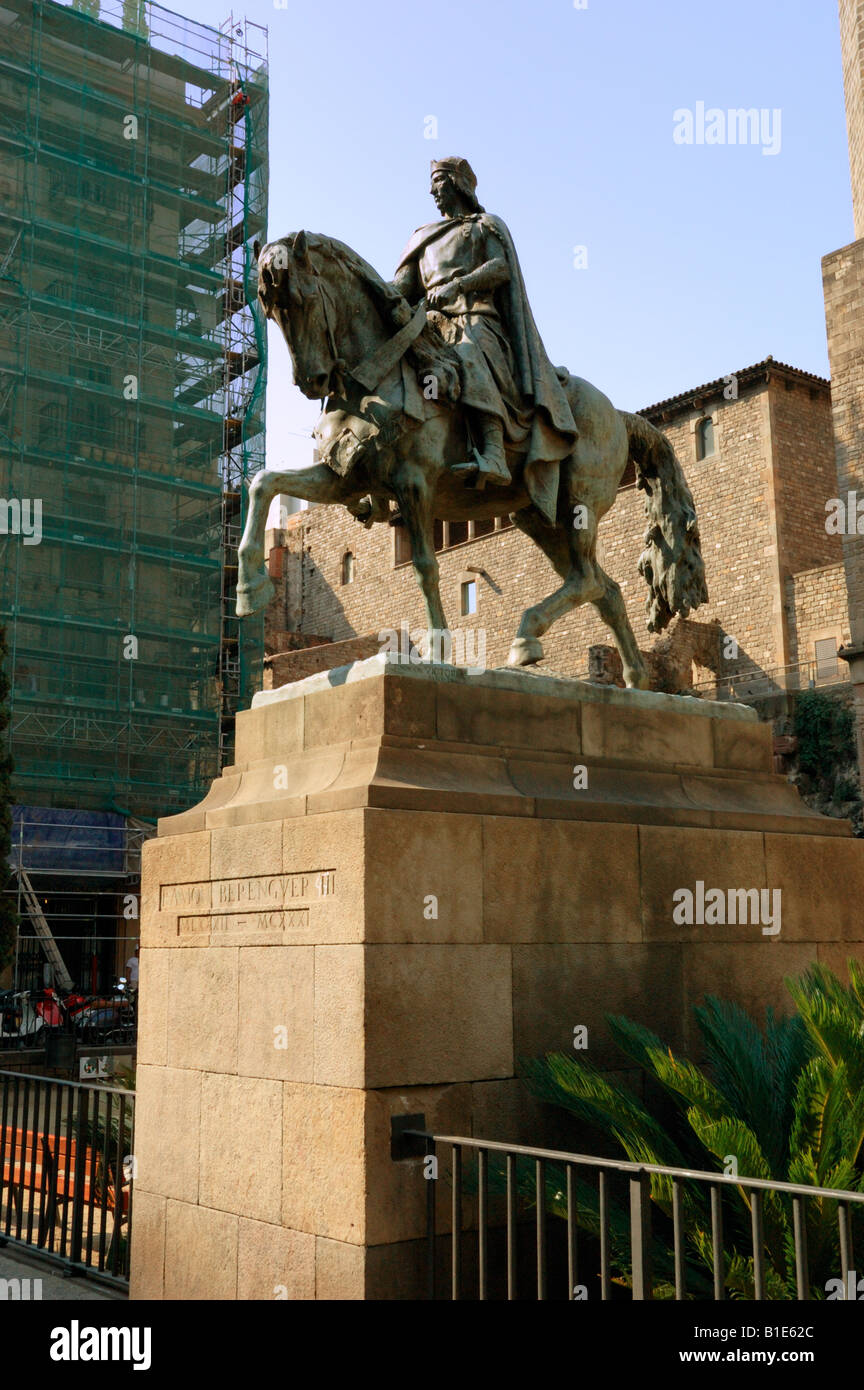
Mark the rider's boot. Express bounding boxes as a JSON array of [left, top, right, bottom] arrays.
[[452, 414, 511, 489], [348, 493, 390, 529]]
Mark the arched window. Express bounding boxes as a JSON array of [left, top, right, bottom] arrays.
[[696, 416, 715, 460], [341, 551, 355, 585]]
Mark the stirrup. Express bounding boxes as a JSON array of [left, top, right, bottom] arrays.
[[453, 447, 511, 491], [452, 456, 480, 479]]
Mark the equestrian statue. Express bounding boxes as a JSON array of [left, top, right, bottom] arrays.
[[236, 157, 707, 686]]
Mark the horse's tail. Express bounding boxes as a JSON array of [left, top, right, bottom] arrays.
[[621, 411, 708, 633]]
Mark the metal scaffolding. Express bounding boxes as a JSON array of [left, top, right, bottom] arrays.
[[0, 0, 268, 818]]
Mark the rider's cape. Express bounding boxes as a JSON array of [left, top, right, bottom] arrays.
[[395, 214, 577, 524]]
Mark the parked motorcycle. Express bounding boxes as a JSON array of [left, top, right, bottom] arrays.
[[0, 979, 136, 1049], [73, 978, 135, 1045]]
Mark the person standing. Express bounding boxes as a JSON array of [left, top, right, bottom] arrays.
[[125, 944, 139, 993]]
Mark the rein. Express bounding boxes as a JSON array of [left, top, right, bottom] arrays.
[[312, 270, 427, 395], [349, 300, 428, 392]]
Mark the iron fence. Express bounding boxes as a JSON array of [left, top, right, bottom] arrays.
[[411, 1132, 864, 1301], [692, 657, 850, 702], [0, 1069, 135, 1288]]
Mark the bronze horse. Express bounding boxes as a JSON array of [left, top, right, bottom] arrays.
[[236, 232, 707, 685]]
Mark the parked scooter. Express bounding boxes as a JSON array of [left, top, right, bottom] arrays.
[[0, 988, 48, 1047]]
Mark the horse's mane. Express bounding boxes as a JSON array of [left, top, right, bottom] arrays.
[[302, 233, 399, 312], [300, 232, 462, 393]]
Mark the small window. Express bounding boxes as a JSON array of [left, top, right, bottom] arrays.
[[73, 358, 112, 386], [461, 579, 477, 616], [447, 521, 469, 547], [696, 417, 715, 460], [341, 551, 355, 585], [472, 518, 495, 539], [65, 488, 106, 523], [38, 401, 65, 445], [394, 525, 411, 566], [814, 638, 838, 681]]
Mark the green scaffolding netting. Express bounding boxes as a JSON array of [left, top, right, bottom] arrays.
[[0, 0, 269, 817]]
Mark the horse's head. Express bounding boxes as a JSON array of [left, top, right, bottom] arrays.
[[255, 232, 340, 399], [256, 232, 413, 402]]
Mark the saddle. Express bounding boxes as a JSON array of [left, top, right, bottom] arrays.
[[313, 390, 409, 480]]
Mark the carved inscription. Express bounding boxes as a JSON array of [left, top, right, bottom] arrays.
[[160, 871, 335, 940], [177, 909, 310, 936], [213, 871, 335, 907], [160, 882, 209, 911]]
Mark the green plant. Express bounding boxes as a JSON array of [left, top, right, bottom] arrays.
[[794, 690, 855, 783], [79, 1088, 135, 1272], [516, 964, 864, 1299], [832, 775, 859, 806]]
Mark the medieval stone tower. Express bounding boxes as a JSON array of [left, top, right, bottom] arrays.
[[824, 0, 864, 763], [840, 0, 864, 239]]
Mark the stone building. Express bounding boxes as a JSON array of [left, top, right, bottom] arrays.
[[0, 0, 268, 992], [825, 0, 864, 768], [264, 358, 852, 703]]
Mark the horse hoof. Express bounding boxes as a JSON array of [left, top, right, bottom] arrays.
[[624, 668, 651, 690], [236, 572, 275, 617], [508, 637, 544, 667]]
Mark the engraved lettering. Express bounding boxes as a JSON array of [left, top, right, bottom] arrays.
[[176, 908, 311, 938], [160, 882, 208, 910], [177, 915, 211, 934], [164, 874, 334, 932], [209, 872, 336, 908]]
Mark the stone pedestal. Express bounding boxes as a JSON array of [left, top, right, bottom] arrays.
[[130, 655, 864, 1300]]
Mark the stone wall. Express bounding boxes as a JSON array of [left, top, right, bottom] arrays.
[[770, 379, 844, 579], [785, 562, 850, 669], [268, 365, 843, 689], [823, 240, 864, 641], [842, 0, 864, 241], [264, 635, 382, 689]]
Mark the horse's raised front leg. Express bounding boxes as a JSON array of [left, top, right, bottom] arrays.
[[236, 463, 349, 617], [237, 469, 281, 616], [393, 471, 448, 641]]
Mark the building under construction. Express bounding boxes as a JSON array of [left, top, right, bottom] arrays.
[[0, 0, 268, 994]]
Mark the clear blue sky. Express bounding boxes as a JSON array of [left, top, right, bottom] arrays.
[[174, 0, 852, 470]]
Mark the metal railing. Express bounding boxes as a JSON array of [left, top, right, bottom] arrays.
[[411, 1132, 864, 1301], [692, 657, 850, 703], [0, 1070, 135, 1288]]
